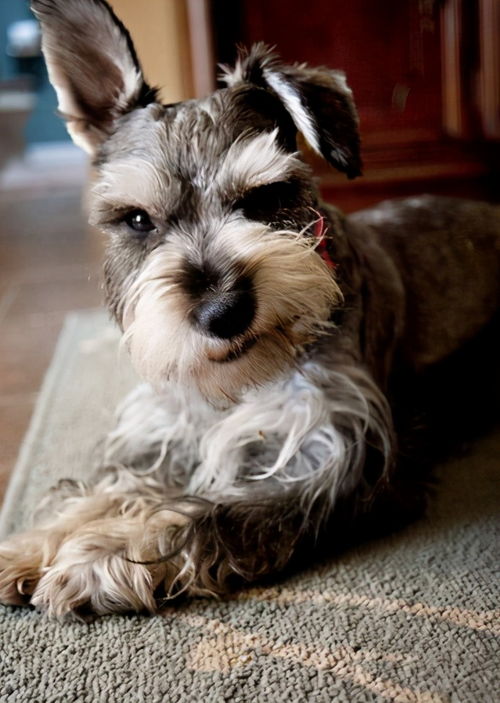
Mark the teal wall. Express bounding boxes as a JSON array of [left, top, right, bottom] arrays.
[[0, 0, 69, 144]]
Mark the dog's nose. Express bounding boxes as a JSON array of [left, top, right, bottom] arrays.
[[193, 288, 255, 339]]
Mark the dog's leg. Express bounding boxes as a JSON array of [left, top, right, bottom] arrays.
[[174, 362, 394, 597], [0, 382, 202, 615], [0, 363, 393, 615], [0, 466, 189, 614]]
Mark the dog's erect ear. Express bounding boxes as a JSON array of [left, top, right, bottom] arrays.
[[31, 0, 157, 154], [222, 44, 362, 179]]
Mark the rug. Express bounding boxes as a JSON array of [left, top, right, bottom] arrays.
[[0, 309, 498, 703]]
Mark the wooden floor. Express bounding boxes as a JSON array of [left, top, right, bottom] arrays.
[[0, 183, 104, 504]]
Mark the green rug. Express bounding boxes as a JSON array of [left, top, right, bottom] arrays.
[[0, 310, 498, 703]]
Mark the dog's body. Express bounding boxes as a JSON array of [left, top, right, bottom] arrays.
[[0, 0, 498, 616]]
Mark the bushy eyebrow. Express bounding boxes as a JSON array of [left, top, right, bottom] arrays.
[[214, 129, 304, 193], [90, 158, 177, 221]]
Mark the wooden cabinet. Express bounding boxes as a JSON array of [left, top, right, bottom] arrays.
[[211, 0, 499, 210]]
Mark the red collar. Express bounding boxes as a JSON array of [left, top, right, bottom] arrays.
[[313, 214, 336, 270]]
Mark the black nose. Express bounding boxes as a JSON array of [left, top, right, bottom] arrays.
[[193, 288, 255, 339]]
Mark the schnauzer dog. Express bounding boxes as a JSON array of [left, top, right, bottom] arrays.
[[0, 0, 498, 616]]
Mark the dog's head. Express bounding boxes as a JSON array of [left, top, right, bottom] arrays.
[[33, 0, 362, 401]]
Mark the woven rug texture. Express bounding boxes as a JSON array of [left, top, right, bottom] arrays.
[[0, 310, 498, 703]]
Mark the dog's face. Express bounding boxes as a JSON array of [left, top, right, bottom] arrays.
[[33, 0, 362, 400]]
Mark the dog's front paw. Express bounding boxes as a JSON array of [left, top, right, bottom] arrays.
[[30, 548, 156, 617], [0, 523, 159, 615], [28, 510, 189, 616], [0, 530, 50, 606]]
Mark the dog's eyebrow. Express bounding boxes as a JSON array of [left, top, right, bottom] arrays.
[[92, 158, 174, 217], [215, 129, 303, 192]]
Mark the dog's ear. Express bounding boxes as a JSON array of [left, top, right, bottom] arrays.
[[31, 0, 157, 154], [222, 44, 362, 179]]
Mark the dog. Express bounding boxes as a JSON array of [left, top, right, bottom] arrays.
[[0, 0, 498, 617]]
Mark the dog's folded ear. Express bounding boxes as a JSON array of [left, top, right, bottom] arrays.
[[222, 44, 362, 179], [31, 0, 157, 154]]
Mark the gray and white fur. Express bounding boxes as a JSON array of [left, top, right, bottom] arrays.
[[0, 0, 498, 616]]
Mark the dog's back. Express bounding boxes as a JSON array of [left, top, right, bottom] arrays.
[[348, 195, 500, 369]]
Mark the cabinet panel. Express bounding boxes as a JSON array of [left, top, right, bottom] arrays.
[[211, 0, 499, 208]]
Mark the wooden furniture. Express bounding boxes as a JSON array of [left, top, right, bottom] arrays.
[[211, 0, 499, 211]]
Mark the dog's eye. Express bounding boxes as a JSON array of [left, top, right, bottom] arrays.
[[124, 209, 155, 235], [234, 180, 300, 220]]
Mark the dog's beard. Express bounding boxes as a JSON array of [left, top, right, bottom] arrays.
[[121, 219, 341, 401]]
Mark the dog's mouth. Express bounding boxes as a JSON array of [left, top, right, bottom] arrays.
[[206, 323, 303, 364], [208, 335, 259, 363]]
